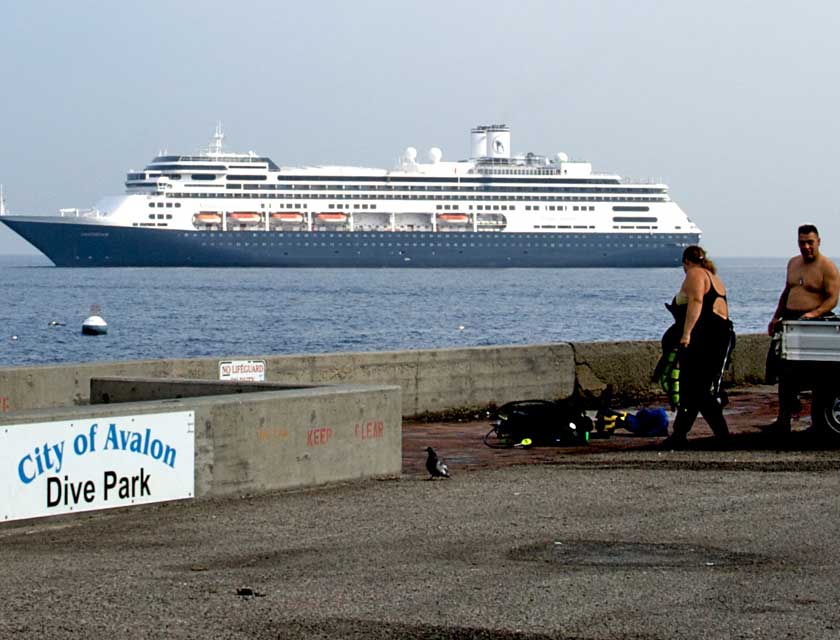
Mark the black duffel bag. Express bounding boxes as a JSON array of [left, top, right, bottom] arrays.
[[484, 399, 592, 448]]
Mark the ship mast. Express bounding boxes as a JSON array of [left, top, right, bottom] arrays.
[[0, 184, 6, 216], [208, 122, 224, 156]]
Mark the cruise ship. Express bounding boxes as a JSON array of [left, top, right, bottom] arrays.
[[0, 124, 700, 267]]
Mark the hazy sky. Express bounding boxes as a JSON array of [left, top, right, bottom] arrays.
[[1, 0, 838, 257]]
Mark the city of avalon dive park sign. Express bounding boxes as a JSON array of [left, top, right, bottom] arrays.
[[1, 411, 195, 522]]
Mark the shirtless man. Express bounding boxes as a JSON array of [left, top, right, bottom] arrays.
[[766, 224, 840, 433]]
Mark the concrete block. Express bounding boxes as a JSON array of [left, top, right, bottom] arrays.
[[729, 334, 770, 385], [196, 385, 400, 494], [0, 383, 401, 501], [570, 340, 662, 402]]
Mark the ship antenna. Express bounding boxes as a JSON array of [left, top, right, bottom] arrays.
[[0, 184, 6, 216], [209, 122, 224, 155]]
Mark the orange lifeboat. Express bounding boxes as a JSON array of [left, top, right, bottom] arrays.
[[194, 212, 222, 224], [271, 212, 304, 222], [437, 213, 470, 223], [315, 212, 348, 223], [228, 212, 262, 224]]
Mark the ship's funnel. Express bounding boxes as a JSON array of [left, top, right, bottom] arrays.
[[486, 125, 510, 159], [470, 124, 510, 159], [470, 127, 487, 159]]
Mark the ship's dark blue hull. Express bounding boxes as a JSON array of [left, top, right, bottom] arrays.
[[1, 217, 699, 268]]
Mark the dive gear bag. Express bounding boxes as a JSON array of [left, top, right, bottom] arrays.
[[484, 399, 592, 448]]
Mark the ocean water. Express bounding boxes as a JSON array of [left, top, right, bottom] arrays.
[[0, 255, 786, 368]]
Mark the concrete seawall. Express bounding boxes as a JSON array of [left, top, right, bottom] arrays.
[[0, 335, 770, 519], [0, 334, 770, 417]]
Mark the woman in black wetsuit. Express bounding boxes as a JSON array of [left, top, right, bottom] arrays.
[[660, 245, 735, 449]]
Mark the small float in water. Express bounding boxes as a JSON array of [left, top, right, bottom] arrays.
[[82, 305, 108, 336]]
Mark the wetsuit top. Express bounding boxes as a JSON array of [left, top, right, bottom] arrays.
[[670, 273, 727, 325], [699, 274, 727, 321]]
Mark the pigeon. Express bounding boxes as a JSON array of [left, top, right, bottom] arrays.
[[425, 446, 451, 479]]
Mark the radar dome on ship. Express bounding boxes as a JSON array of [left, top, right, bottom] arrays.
[[555, 152, 569, 163], [404, 147, 418, 162], [428, 147, 442, 163]]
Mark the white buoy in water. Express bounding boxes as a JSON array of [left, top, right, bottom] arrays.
[[82, 315, 108, 336]]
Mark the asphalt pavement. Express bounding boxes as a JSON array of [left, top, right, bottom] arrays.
[[1, 386, 839, 639]]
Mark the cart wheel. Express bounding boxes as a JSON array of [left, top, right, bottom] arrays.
[[810, 387, 840, 440]]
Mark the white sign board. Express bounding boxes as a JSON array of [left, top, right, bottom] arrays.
[[219, 359, 266, 382], [1, 411, 195, 522]]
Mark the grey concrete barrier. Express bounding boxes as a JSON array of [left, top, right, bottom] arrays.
[[0, 382, 401, 501], [571, 333, 770, 402], [0, 344, 576, 416], [0, 336, 770, 418], [88, 378, 319, 404]]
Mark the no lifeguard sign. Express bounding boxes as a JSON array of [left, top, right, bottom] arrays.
[[219, 359, 266, 382]]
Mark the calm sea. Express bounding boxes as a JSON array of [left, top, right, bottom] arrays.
[[0, 254, 786, 368]]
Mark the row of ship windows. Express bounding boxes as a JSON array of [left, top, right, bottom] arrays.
[[148, 199, 646, 214], [429, 204, 597, 213], [158, 188, 667, 199], [531, 205, 595, 212], [138, 223, 652, 233], [153, 167, 598, 177], [134, 173, 662, 193], [142, 201, 642, 216], [227, 184, 667, 195], [159, 193, 665, 203], [184, 232, 686, 241], [537, 225, 596, 230], [146, 200, 634, 213], [194, 241, 674, 249], [142, 166, 622, 183], [145, 158, 275, 167], [428, 204, 599, 212], [185, 169, 584, 178], [131, 178, 664, 196]]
